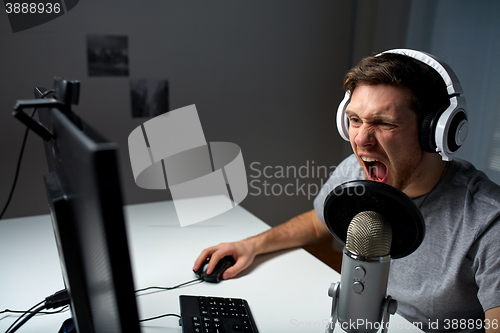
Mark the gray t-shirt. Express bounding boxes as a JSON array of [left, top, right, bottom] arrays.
[[314, 154, 500, 332]]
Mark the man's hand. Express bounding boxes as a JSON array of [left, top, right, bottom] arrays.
[[192, 209, 331, 281], [193, 239, 258, 280]]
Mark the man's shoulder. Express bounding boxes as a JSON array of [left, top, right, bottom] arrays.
[[451, 158, 500, 203], [438, 158, 500, 237]]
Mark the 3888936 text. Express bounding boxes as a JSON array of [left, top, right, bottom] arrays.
[[443, 318, 498, 330], [5, 2, 61, 14]]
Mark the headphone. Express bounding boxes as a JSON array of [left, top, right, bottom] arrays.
[[336, 49, 468, 161]]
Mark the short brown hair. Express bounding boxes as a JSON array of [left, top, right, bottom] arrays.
[[343, 52, 450, 123]]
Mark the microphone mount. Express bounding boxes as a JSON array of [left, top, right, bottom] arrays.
[[327, 282, 398, 333], [328, 281, 398, 333]]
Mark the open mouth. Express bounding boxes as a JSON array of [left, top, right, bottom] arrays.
[[361, 156, 388, 182]]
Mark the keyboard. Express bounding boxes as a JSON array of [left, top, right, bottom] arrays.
[[179, 295, 259, 333]]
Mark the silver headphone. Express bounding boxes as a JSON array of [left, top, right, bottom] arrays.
[[336, 49, 468, 161]]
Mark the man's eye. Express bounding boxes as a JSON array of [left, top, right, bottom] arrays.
[[380, 122, 396, 129]]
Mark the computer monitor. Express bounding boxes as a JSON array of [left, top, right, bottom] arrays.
[[32, 81, 141, 333]]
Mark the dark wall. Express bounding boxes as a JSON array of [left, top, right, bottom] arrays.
[[0, 1, 354, 226]]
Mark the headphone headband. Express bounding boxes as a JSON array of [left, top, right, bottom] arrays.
[[336, 49, 468, 161], [380, 49, 463, 95]]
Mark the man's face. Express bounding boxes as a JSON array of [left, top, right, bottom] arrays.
[[346, 84, 425, 192]]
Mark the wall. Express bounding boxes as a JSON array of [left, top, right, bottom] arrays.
[[405, 0, 500, 184], [0, 1, 354, 226], [349, 0, 412, 64]]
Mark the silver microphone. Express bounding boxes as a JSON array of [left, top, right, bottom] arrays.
[[327, 211, 398, 333]]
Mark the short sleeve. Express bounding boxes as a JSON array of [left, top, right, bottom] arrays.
[[470, 216, 500, 311]]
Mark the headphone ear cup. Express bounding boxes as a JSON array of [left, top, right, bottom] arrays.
[[419, 112, 437, 153], [445, 109, 468, 153], [336, 91, 351, 141]]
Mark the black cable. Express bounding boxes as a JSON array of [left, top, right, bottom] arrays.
[[4, 289, 69, 333], [3, 300, 44, 333], [139, 313, 181, 323], [6, 303, 47, 333], [135, 278, 203, 294], [45, 289, 69, 309], [0, 118, 32, 221], [0, 306, 69, 316], [0, 89, 54, 221]]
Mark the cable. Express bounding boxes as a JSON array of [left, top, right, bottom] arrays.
[[0, 306, 69, 316], [139, 313, 181, 323], [4, 277, 198, 331], [135, 278, 203, 294], [6, 303, 47, 333], [3, 300, 44, 333], [0, 89, 54, 220], [4, 289, 69, 333], [45, 289, 70, 309], [0, 119, 32, 220], [134, 278, 201, 325]]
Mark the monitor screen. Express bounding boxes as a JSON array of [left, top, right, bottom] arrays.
[[36, 84, 141, 333]]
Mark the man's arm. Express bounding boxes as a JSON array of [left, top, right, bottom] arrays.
[[192, 209, 331, 280], [485, 306, 500, 333]]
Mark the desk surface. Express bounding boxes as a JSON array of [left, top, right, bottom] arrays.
[[0, 201, 420, 332]]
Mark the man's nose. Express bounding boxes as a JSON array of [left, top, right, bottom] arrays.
[[353, 124, 376, 148]]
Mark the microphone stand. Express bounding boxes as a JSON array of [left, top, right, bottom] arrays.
[[326, 281, 339, 333], [326, 279, 398, 333]]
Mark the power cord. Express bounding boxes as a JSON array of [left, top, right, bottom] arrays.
[[135, 278, 203, 324], [0, 89, 54, 221], [3, 300, 44, 333], [4, 289, 70, 333], [135, 278, 203, 294], [0, 306, 69, 316], [139, 313, 181, 323], [3, 278, 202, 330]]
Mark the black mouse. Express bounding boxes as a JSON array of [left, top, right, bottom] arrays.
[[194, 256, 235, 283]]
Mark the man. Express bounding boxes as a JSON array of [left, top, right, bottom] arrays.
[[193, 50, 500, 332]]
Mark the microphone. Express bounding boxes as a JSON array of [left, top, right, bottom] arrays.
[[323, 180, 425, 333], [326, 211, 397, 333]]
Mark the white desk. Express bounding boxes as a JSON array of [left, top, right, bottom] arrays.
[[0, 201, 421, 332]]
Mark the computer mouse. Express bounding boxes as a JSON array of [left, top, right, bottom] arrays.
[[194, 256, 235, 283]]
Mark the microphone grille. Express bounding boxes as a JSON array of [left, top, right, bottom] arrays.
[[346, 211, 392, 257]]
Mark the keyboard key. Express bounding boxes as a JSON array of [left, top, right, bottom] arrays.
[[180, 295, 258, 333]]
